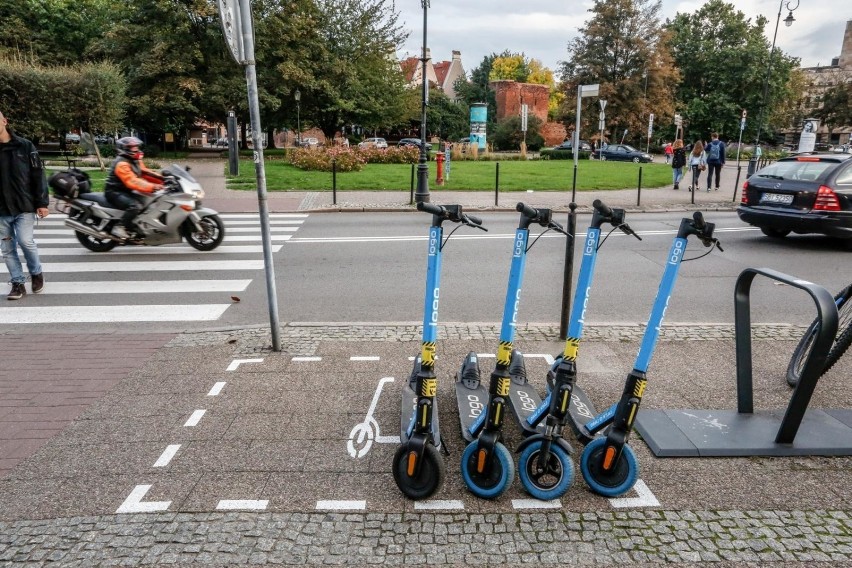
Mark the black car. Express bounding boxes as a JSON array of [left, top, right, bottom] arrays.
[[540, 140, 593, 160], [592, 144, 653, 163], [398, 138, 432, 151], [737, 153, 852, 248], [553, 139, 592, 152]]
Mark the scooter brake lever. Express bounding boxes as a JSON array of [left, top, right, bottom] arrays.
[[620, 223, 642, 241], [548, 221, 569, 236]]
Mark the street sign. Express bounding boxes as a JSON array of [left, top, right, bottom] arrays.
[[521, 104, 528, 132], [740, 118, 746, 131], [217, 0, 246, 64], [599, 111, 605, 121], [580, 84, 600, 98], [599, 120, 605, 130], [674, 114, 682, 126], [599, 99, 607, 111]]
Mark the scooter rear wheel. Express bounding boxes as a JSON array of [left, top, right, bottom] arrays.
[[518, 440, 574, 501], [460, 440, 514, 499], [580, 437, 639, 497], [392, 443, 445, 500]]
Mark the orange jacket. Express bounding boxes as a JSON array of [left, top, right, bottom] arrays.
[[112, 160, 163, 194]]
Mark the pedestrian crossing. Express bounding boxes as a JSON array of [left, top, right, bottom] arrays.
[[0, 213, 307, 324]]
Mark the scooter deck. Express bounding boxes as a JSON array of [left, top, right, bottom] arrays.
[[507, 350, 547, 436], [454, 352, 488, 442], [567, 384, 600, 439]]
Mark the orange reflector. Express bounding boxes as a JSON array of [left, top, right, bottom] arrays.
[[796, 156, 820, 162], [477, 449, 487, 473], [407, 452, 417, 477], [603, 446, 616, 470]]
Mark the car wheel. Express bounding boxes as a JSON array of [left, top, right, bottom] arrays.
[[760, 227, 790, 239], [633, 157, 640, 163], [600, 155, 607, 161]]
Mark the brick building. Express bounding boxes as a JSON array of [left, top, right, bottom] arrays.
[[489, 80, 566, 146]]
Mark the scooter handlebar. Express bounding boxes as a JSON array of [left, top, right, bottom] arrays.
[[464, 214, 483, 227], [592, 199, 613, 217], [516, 202, 539, 219], [417, 202, 444, 216]]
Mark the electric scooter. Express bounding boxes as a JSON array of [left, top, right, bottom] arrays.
[[393, 202, 486, 500], [509, 200, 640, 433], [455, 203, 569, 499], [518, 210, 722, 499]]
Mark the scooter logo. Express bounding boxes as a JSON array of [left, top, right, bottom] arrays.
[[514, 232, 525, 258], [510, 289, 522, 327], [669, 239, 685, 265], [347, 377, 399, 458], [584, 232, 596, 256], [428, 229, 439, 256], [429, 288, 440, 327], [576, 285, 592, 325]]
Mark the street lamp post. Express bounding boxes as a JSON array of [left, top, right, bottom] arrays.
[[295, 89, 301, 147], [751, 0, 800, 175], [414, 0, 431, 204]]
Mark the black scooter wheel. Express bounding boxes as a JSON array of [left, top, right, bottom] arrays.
[[393, 443, 445, 500], [580, 437, 638, 497]]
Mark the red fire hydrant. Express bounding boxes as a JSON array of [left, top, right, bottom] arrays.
[[435, 151, 445, 186]]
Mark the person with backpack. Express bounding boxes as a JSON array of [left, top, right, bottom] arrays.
[[705, 132, 726, 191], [670, 139, 686, 189], [687, 140, 707, 192]]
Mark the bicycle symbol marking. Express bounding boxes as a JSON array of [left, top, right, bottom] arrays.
[[347, 377, 400, 458]]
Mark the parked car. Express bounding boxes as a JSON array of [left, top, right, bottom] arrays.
[[299, 137, 319, 148], [65, 133, 81, 144], [737, 153, 852, 249], [592, 144, 652, 163], [397, 138, 432, 151], [358, 137, 388, 149], [94, 134, 115, 145], [541, 140, 592, 159]]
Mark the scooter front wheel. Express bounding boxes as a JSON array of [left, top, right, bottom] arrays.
[[518, 440, 574, 500], [460, 440, 514, 499], [580, 437, 639, 497], [392, 443, 445, 500]]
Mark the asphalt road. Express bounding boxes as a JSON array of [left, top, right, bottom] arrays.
[[3, 210, 848, 334]]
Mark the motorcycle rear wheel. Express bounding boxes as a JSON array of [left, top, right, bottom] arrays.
[[183, 215, 225, 251], [76, 231, 117, 252]]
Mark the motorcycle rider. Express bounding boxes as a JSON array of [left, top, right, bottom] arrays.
[[105, 137, 164, 239]]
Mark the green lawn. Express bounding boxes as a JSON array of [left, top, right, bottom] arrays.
[[227, 159, 673, 192]]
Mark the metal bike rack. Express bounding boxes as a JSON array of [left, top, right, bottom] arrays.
[[635, 268, 852, 457]]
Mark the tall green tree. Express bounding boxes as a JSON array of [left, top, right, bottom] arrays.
[[814, 78, 852, 141], [559, 0, 678, 147], [454, 52, 505, 138], [666, 0, 798, 143]]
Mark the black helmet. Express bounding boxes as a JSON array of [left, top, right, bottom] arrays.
[[116, 136, 144, 160]]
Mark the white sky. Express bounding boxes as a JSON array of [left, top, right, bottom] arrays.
[[396, 0, 850, 76]]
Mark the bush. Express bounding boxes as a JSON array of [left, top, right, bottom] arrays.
[[356, 146, 419, 164], [289, 147, 366, 172], [539, 148, 591, 160]]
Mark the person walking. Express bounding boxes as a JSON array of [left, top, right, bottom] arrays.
[[671, 139, 686, 190], [687, 140, 707, 192], [0, 110, 49, 300], [705, 132, 726, 191], [664, 142, 673, 164]]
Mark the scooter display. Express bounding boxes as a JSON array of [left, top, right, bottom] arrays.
[[393, 202, 486, 500], [519, 210, 722, 499], [49, 165, 225, 252], [455, 203, 569, 499]]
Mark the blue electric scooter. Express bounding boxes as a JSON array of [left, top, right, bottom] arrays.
[[393, 202, 486, 500], [518, 210, 722, 499], [454, 203, 569, 499]]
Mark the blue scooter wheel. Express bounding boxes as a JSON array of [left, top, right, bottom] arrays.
[[580, 437, 639, 497], [460, 440, 514, 499], [518, 440, 574, 501], [393, 443, 445, 500]]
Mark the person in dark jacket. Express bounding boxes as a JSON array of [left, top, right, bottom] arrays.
[[104, 137, 164, 239], [0, 111, 48, 300], [705, 132, 726, 191], [670, 139, 686, 190]]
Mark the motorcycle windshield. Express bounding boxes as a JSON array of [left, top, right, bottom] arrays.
[[167, 164, 198, 183]]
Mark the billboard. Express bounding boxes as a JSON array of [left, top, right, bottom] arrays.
[[470, 103, 487, 149]]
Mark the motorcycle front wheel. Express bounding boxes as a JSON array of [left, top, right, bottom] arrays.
[[76, 231, 117, 252], [183, 215, 225, 251]]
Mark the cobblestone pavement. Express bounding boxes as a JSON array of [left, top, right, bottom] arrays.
[[1, 510, 850, 566], [2, 323, 851, 566]]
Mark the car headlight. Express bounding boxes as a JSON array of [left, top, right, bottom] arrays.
[[193, 188, 205, 199]]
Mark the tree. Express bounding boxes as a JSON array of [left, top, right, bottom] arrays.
[[425, 89, 469, 142], [665, 0, 798, 143], [559, 0, 678, 147], [814, 78, 852, 142], [454, 53, 502, 137], [492, 115, 544, 151]]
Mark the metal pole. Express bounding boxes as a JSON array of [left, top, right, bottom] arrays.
[[332, 159, 337, 205], [559, 203, 577, 340], [239, 0, 281, 351], [637, 166, 643, 206], [227, 111, 239, 176], [573, 85, 581, 170], [733, 166, 743, 202], [571, 164, 577, 203], [495, 162, 499, 206], [410, 163, 415, 204], [414, 0, 431, 204]]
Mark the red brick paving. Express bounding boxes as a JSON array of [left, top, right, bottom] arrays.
[[0, 333, 175, 478]]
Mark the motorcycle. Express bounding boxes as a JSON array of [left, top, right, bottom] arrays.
[[49, 164, 225, 252]]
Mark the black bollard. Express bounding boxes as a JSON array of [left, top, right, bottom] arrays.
[[559, 203, 578, 341], [637, 166, 643, 206], [495, 162, 500, 206], [332, 159, 337, 205], [410, 163, 415, 205]]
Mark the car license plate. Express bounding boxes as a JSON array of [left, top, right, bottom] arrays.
[[759, 192, 794, 205]]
